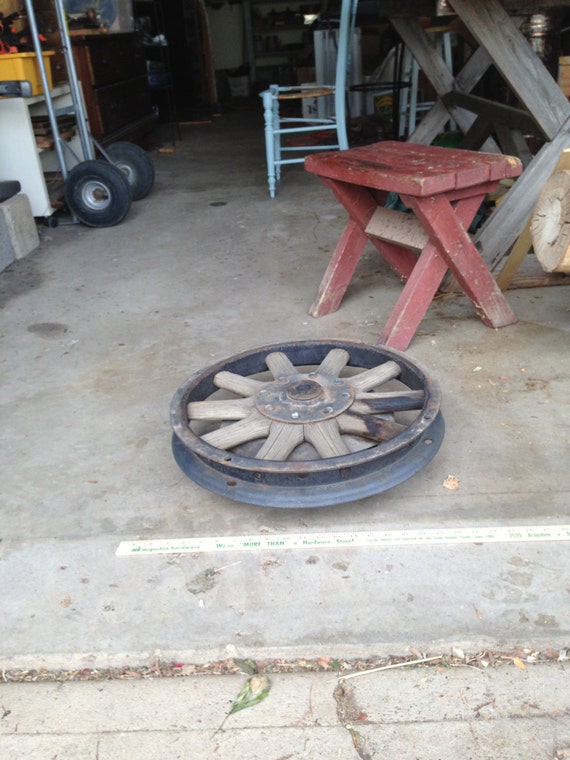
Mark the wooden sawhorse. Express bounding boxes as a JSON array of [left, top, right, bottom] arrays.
[[305, 141, 522, 351]]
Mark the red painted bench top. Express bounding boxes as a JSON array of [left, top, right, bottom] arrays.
[[305, 141, 522, 196]]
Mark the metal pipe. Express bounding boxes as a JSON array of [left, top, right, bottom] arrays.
[[51, 0, 95, 160], [23, 0, 69, 178]]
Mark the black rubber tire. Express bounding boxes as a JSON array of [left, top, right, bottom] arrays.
[[64, 160, 132, 227], [105, 141, 155, 200]]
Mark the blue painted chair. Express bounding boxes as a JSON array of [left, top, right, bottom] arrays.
[[259, 0, 357, 198]]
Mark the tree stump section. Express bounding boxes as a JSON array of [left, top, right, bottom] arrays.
[[530, 170, 570, 273]]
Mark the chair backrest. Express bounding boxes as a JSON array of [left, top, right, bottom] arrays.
[[334, 0, 359, 150]]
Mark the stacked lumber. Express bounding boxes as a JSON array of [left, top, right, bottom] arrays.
[[31, 115, 76, 149]]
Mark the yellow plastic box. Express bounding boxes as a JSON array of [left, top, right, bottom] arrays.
[[0, 51, 55, 96]]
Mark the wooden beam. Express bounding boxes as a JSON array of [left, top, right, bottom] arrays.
[[494, 125, 533, 167], [443, 92, 538, 135], [449, 0, 570, 140], [365, 206, 428, 252], [476, 119, 570, 273], [392, 17, 499, 152], [377, 0, 570, 16], [459, 115, 494, 151]]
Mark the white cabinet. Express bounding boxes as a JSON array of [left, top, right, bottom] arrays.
[[0, 84, 82, 219]]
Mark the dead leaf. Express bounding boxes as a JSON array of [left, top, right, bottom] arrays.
[[316, 657, 331, 670], [178, 664, 197, 675], [443, 475, 460, 491], [119, 669, 143, 679], [512, 657, 526, 670]]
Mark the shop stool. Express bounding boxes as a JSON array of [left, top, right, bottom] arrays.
[[305, 141, 522, 350]]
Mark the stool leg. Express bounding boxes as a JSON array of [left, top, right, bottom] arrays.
[[409, 193, 517, 328], [261, 89, 277, 198], [310, 180, 418, 318], [379, 242, 448, 350], [310, 219, 369, 317]]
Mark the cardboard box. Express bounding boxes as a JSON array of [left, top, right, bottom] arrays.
[[0, 51, 55, 96]]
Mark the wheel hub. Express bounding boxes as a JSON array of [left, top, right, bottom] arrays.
[[256, 373, 355, 423]]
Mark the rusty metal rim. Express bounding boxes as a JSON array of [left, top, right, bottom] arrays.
[[170, 340, 444, 507]]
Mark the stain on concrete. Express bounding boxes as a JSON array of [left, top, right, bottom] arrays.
[[0, 258, 43, 308], [508, 555, 529, 567], [27, 322, 69, 338], [187, 567, 217, 595], [534, 614, 559, 628], [501, 570, 534, 588]]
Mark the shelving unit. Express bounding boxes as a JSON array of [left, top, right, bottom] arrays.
[[0, 84, 82, 219], [243, 0, 314, 84], [134, 0, 217, 120], [133, 0, 178, 127]]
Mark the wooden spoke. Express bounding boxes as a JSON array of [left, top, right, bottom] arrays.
[[201, 410, 271, 450], [347, 361, 401, 392], [255, 422, 304, 461], [214, 370, 267, 397], [317, 348, 350, 378], [265, 351, 297, 379], [337, 411, 407, 442], [351, 389, 424, 414], [343, 434, 377, 453], [188, 397, 255, 421], [303, 419, 351, 458]]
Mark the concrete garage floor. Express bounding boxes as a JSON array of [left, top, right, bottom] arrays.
[[1, 111, 569, 757]]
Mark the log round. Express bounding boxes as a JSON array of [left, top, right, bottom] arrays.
[[530, 170, 570, 273]]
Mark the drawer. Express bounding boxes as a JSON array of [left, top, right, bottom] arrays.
[[95, 76, 152, 134], [80, 35, 146, 86], [49, 50, 68, 84]]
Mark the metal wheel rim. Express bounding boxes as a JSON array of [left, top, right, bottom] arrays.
[[114, 161, 135, 183], [81, 180, 112, 211], [170, 340, 444, 507]]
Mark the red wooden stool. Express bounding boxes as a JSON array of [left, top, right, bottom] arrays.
[[305, 141, 522, 350]]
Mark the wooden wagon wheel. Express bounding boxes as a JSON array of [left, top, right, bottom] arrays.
[[170, 340, 444, 508]]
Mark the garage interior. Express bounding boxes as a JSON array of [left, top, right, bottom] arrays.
[[1, 0, 569, 756]]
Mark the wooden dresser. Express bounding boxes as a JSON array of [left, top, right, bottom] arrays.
[[70, 32, 155, 143], [31, 0, 155, 143]]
